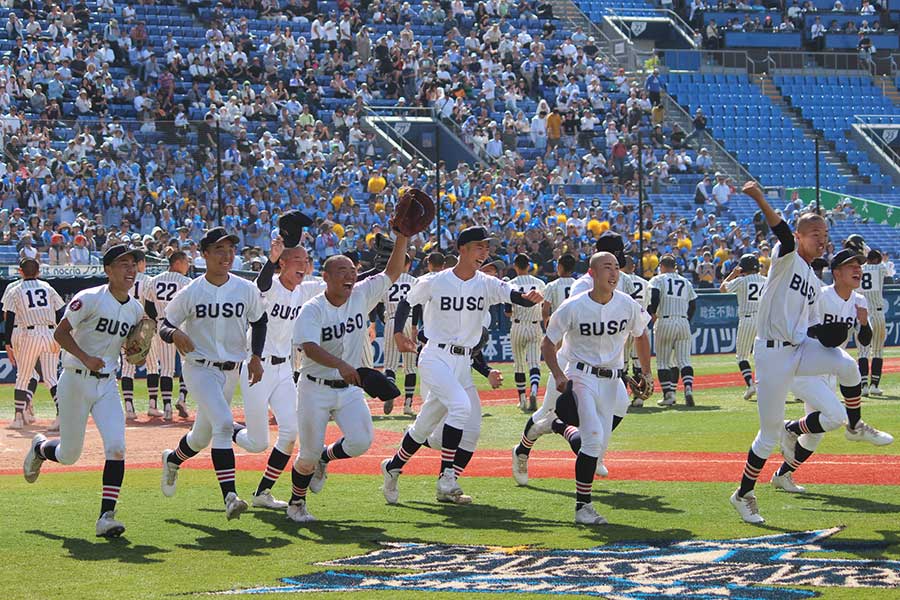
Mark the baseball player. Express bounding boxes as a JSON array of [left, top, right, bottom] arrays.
[[158, 227, 267, 521], [542, 254, 577, 326], [380, 254, 418, 416], [720, 254, 767, 401], [649, 255, 697, 407], [22, 245, 145, 537], [507, 254, 546, 412], [858, 249, 891, 396], [121, 255, 153, 420], [3, 258, 64, 430], [380, 226, 542, 505], [622, 256, 650, 406], [285, 227, 411, 523], [2, 278, 38, 426], [730, 182, 863, 524], [771, 249, 894, 493], [542, 252, 652, 525], [292, 260, 320, 384], [142, 252, 192, 421]]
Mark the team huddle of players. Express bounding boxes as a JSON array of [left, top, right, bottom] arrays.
[[9, 192, 896, 535]]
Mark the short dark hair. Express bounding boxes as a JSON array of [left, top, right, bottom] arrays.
[[21, 261, 39, 278], [169, 251, 188, 265], [558, 254, 577, 274], [426, 252, 445, 268], [514, 253, 531, 270]]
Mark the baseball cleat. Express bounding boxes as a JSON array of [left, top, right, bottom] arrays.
[[771, 471, 806, 493], [861, 384, 870, 397], [512, 447, 529, 486], [309, 459, 329, 494], [9, 412, 24, 430], [163, 405, 173, 421], [252, 489, 288, 510], [95, 511, 126, 538], [23, 405, 35, 425], [436, 468, 472, 504], [657, 392, 676, 406], [23, 433, 47, 483], [528, 391, 538, 412], [730, 489, 764, 524], [383, 397, 395, 415], [631, 397, 643, 408], [47, 418, 59, 433], [869, 386, 883, 397], [147, 407, 164, 418], [381, 458, 400, 504], [575, 503, 607, 525], [125, 404, 137, 421], [684, 386, 695, 407], [224, 492, 249, 520], [160, 450, 180, 497], [175, 401, 190, 419], [403, 400, 416, 417], [286, 499, 316, 523], [743, 383, 757, 401], [845, 421, 894, 446], [518, 394, 527, 412], [595, 462, 609, 477], [780, 422, 798, 464]]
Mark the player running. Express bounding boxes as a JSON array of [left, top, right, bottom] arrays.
[[379, 254, 418, 416], [858, 249, 891, 396], [720, 254, 766, 401], [507, 253, 546, 412]]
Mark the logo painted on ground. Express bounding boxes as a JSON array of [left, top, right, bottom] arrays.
[[218, 527, 900, 597]]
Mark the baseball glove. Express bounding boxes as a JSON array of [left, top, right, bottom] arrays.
[[123, 318, 156, 365], [392, 188, 435, 237], [372, 232, 394, 270], [626, 373, 654, 400], [808, 322, 851, 348]]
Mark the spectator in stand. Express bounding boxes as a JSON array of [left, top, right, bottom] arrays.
[[684, 108, 708, 150], [645, 68, 664, 106], [70, 235, 90, 264], [711, 172, 732, 217], [811, 16, 826, 51], [47, 234, 70, 265], [696, 147, 713, 173]]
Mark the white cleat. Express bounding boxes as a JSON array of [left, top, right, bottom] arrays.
[[23, 433, 47, 483], [9, 413, 24, 430], [286, 499, 316, 522], [252, 489, 288, 510], [383, 397, 395, 415], [47, 418, 60, 433], [309, 459, 328, 494], [512, 447, 529, 486], [868, 386, 883, 397], [575, 502, 607, 525], [771, 471, 806, 493], [381, 458, 400, 504], [596, 462, 609, 477], [403, 405, 417, 417], [743, 383, 757, 401], [845, 421, 894, 446], [436, 468, 472, 504], [528, 391, 538, 412], [861, 384, 870, 397], [23, 405, 36, 425], [518, 394, 527, 412], [163, 405, 173, 422], [780, 422, 798, 464], [160, 450, 180, 497], [95, 510, 126, 538], [529, 412, 557, 438], [224, 492, 248, 520], [657, 392, 676, 406], [730, 489, 764, 524], [175, 401, 190, 419], [147, 407, 164, 418], [125, 405, 137, 421]]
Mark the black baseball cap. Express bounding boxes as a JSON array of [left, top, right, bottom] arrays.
[[278, 210, 313, 248], [103, 244, 143, 266], [357, 367, 400, 401], [738, 254, 759, 273], [830, 249, 865, 272], [200, 227, 240, 251], [457, 226, 492, 248]]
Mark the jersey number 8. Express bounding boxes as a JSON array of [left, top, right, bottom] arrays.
[[861, 272, 873, 291]]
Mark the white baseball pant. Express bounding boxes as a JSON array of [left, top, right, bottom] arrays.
[[789, 374, 848, 452], [735, 315, 757, 362], [858, 308, 886, 359], [423, 385, 482, 452], [570, 371, 629, 460], [533, 367, 630, 424], [511, 321, 542, 372], [145, 334, 177, 376], [54, 369, 126, 464], [235, 359, 297, 454], [413, 344, 476, 431], [654, 316, 692, 369], [751, 337, 860, 458], [383, 319, 417, 375], [295, 378, 373, 465], [12, 329, 59, 392], [181, 361, 240, 451]]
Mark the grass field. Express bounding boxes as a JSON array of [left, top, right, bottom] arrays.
[[1, 351, 898, 600]]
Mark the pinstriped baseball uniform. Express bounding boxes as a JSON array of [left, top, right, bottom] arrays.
[[509, 275, 546, 372], [543, 276, 575, 315], [725, 273, 766, 361], [626, 274, 650, 364], [120, 272, 150, 379], [649, 272, 696, 369], [859, 262, 889, 359], [143, 271, 192, 377], [5, 278, 64, 398], [382, 272, 418, 375]]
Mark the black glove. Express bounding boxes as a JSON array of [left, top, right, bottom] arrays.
[[808, 322, 851, 348], [372, 232, 394, 271], [857, 323, 873, 347]]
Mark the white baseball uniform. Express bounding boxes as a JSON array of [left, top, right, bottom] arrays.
[[543, 276, 576, 315], [649, 272, 696, 370], [382, 272, 418, 376], [2, 279, 42, 403], [293, 273, 390, 464], [164, 274, 265, 451], [143, 271, 192, 377], [119, 272, 149, 379], [725, 273, 766, 361], [858, 262, 889, 359], [626, 273, 650, 365], [508, 274, 546, 373]]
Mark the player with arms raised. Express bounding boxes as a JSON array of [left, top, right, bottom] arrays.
[[720, 254, 766, 401]]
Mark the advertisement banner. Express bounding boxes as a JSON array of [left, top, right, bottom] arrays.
[[789, 187, 900, 228]]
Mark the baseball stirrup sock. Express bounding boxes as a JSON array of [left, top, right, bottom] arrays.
[[386, 432, 422, 472], [514, 372, 526, 397], [168, 436, 199, 466], [13, 389, 28, 414], [27, 376, 38, 397], [871, 358, 883, 387], [121, 377, 133, 404], [36, 438, 59, 462], [160, 376, 174, 407], [680, 366, 693, 389], [211, 448, 237, 499], [289, 468, 313, 503], [452, 448, 474, 477], [404, 373, 416, 400], [840, 384, 863, 428], [256, 448, 291, 495], [529, 368, 541, 395], [775, 442, 814, 476], [738, 450, 766, 497], [440, 424, 463, 473], [321, 439, 351, 463], [516, 417, 537, 457], [178, 376, 188, 400], [50, 385, 58, 413], [738, 360, 753, 386], [656, 369, 673, 394], [670, 366, 680, 387], [101, 459, 125, 517], [147, 373, 160, 409], [786, 412, 825, 435], [575, 452, 597, 509], [385, 369, 396, 385], [551, 420, 582, 454], [858, 358, 869, 388]]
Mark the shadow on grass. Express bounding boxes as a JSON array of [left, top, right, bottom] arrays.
[[798, 491, 900, 515], [627, 405, 722, 414], [250, 509, 410, 545], [523, 482, 685, 515], [165, 518, 292, 556], [26, 529, 169, 563], [816, 529, 900, 560]]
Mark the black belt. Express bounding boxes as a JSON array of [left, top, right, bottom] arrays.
[[73, 368, 110, 379], [306, 374, 349, 389], [764, 340, 796, 348], [741, 314, 754, 318], [514, 319, 539, 324], [575, 362, 622, 379], [437, 343, 471, 356], [265, 356, 287, 365], [194, 359, 239, 371], [25, 325, 54, 330], [875, 308, 883, 312], [660, 315, 685, 319]]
